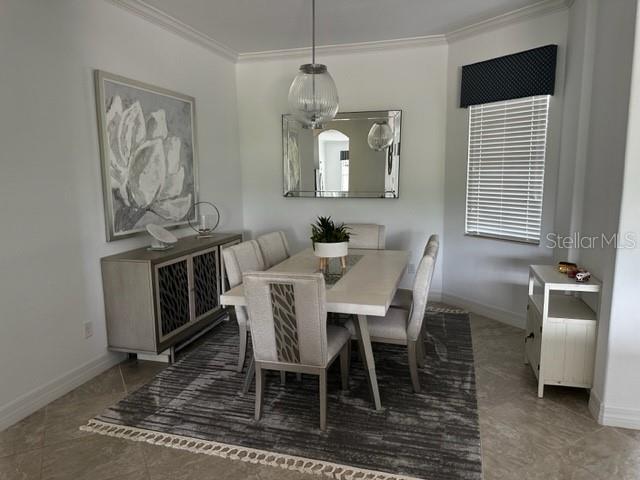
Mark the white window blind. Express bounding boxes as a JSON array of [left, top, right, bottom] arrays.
[[465, 95, 550, 244]]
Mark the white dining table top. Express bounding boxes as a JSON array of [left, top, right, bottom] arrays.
[[220, 248, 409, 317]]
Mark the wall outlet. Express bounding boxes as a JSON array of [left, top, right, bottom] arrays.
[[408, 263, 416, 274], [84, 321, 94, 339]]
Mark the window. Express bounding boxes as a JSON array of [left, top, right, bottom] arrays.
[[465, 95, 550, 244]]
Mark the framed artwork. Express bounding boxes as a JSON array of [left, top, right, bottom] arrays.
[[95, 70, 198, 241]]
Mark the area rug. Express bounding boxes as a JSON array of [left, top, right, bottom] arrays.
[[82, 305, 481, 480]]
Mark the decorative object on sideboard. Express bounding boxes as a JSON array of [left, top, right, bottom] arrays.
[[310, 216, 350, 271], [188, 201, 220, 238], [288, 0, 339, 129], [95, 70, 198, 242], [557, 261, 577, 274], [146, 224, 178, 251], [367, 121, 394, 151]]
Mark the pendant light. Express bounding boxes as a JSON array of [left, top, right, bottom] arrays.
[[367, 122, 394, 151], [288, 0, 339, 129]]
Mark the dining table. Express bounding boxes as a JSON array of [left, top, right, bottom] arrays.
[[220, 247, 409, 411]]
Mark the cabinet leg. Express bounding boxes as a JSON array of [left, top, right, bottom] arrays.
[[537, 380, 544, 398]]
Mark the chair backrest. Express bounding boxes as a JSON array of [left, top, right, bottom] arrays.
[[424, 234, 440, 260], [257, 231, 291, 268], [406, 253, 436, 341], [346, 224, 386, 250], [221, 240, 265, 289], [244, 271, 328, 367]]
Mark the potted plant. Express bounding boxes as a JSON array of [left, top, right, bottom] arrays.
[[310, 216, 351, 270]]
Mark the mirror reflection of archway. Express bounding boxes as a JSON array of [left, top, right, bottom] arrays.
[[318, 129, 349, 195]]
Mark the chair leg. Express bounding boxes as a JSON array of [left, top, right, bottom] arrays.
[[280, 371, 286, 385], [407, 341, 421, 393], [242, 357, 255, 394], [340, 344, 349, 390], [416, 333, 425, 368], [237, 324, 248, 372], [319, 370, 327, 431], [255, 363, 265, 420]]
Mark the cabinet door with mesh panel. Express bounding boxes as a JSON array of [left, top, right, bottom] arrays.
[[155, 256, 192, 341], [192, 247, 220, 320]]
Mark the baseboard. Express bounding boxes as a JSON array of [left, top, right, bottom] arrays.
[[0, 352, 125, 431], [589, 390, 640, 429], [440, 293, 526, 329]]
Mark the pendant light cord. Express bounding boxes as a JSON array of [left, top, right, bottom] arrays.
[[311, 0, 316, 119], [312, 0, 316, 65]]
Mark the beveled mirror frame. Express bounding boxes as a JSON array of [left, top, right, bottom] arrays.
[[282, 110, 402, 199]]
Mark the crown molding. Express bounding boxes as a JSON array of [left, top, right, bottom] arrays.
[[446, 0, 572, 43], [106, 0, 238, 61], [237, 35, 447, 63], [106, 0, 572, 64]]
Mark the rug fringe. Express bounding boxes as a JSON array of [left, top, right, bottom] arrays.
[[80, 419, 424, 480]]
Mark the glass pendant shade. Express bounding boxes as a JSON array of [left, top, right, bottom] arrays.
[[288, 63, 339, 129], [367, 122, 394, 151]]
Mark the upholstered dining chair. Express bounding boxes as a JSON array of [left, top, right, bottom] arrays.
[[345, 223, 386, 250], [221, 240, 265, 372], [391, 234, 439, 311], [243, 271, 350, 431], [257, 231, 291, 268], [345, 252, 436, 393]]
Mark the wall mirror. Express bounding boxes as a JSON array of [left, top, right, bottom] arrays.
[[283, 110, 401, 198]]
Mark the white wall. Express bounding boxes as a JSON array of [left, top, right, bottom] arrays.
[[575, 0, 639, 427], [0, 0, 242, 428], [602, 0, 640, 426], [442, 10, 569, 327], [236, 44, 449, 291]]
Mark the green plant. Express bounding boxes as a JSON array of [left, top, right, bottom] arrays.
[[310, 216, 351, 244]]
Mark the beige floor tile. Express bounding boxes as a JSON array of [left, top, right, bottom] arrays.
[[41, 435, 145, 480], [43, 392, 125, 447], [510, 450, 601, 480], [479, 386, 601, 474], [49, 367, 125, 407], [142, 443, 251, 480], [616, 426, 640, 441], [119, 361, 166, 393], [560, 427, 640, 479], [142, 443, 317, 480], [0, 410, 45, 459], [104, 470, 150, 480], [0, 450, 42, 480]]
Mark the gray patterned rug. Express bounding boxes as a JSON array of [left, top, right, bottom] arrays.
[[83, 305, 481, 480]]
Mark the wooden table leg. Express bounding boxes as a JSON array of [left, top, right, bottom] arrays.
[[353, 314, 382, 410]]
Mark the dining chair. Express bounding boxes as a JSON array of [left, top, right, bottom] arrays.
[[221, 240, 265, 372], [243, 271, 350, 431], [345, 252, 436, 393], [257, 231, 291, 268], [391, 234, 439, 311], [345, 223, 386, 250]]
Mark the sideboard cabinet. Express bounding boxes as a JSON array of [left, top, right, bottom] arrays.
[[101, 233, 242, 358], [525, 265, 601, 398]]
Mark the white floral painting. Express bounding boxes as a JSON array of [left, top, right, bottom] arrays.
[[95, 71, 198, 241]]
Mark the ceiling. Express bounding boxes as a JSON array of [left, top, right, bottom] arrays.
[[141, 0, 543, 54]]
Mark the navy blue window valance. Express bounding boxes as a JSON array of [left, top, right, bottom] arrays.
[[460, 45, 558, 108]]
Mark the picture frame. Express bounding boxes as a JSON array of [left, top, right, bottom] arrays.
[[95, 70, 199, 241]]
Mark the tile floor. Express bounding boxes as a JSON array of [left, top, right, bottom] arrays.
[[1, 314, 639, 480]]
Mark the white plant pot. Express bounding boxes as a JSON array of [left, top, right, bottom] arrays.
[[313, 241, 348, 258]]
